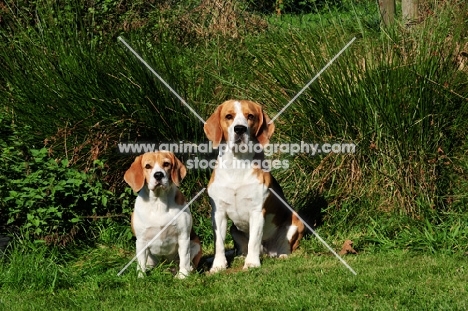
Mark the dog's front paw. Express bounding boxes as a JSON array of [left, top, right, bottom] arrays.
[[137, 270, 146, 278], [243, 255, 261, 270], [209, 257, 228, 273], [176, 270, 190, 279]]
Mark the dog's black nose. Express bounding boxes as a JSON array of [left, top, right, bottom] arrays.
[[154, 171, 164, 181], [234, 125, 247, 135]]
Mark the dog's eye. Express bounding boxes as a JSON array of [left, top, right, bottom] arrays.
[[145, 164, 152, 169], [247, 114, 255, 121], [163, 162, 171, 168], [225, 114, 233, 120]]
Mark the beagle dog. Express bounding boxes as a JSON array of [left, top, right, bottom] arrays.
[[124, 151, 202, 278], [204, 99, 305, 272]]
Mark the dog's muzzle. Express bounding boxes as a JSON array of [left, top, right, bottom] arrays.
[[234, 125, 247, 135], [152, 171, 167, 188], [233, 125, 248, 144], [154, 171, 164, 181]]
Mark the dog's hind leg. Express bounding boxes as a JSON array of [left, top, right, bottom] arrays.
[[230, 225, 249, 256], [278, 225, 297, 258], [146, 253, 158, 269], [190, 242, 202, 269]]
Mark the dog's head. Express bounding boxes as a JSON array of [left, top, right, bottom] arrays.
[[204, 100, 275, 149], [124, 151, 187, 193]]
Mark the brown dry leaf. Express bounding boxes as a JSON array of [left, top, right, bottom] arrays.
[[339, 239, 358, 255]]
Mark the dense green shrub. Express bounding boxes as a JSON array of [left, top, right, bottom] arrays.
[[0, 114, 132, 243]]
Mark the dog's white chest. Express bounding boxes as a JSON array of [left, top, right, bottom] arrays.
[[208, 168, 268, 232], [133, 197, 190, 256], [141, 223, 179, 255]]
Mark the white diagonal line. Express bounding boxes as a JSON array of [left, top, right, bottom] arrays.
[[269, 188, 357, 275], [117, 36, 206, 124], [117, 188, 206, 276], [269, 37, 356, 124]]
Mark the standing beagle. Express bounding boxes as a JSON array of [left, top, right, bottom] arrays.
[[204, 99, 305, 272], [124, 151, 202, 278]]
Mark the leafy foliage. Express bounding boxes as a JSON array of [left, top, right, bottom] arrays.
[[0, 114, 132, 243], [0, 0, 467, 253]]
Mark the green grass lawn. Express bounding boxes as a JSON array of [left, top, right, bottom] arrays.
[[0, 1, 467, 310], [1, 247, 467, 310]]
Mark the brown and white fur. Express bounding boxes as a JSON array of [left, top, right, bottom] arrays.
[[124, 151, 202, 278], [204, 99, 305, 272]]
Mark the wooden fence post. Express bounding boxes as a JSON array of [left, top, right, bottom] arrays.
[[402, 0, 419, 26], [379, 0, 396, 26]]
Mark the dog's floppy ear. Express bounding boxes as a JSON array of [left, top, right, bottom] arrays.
[[255, 106, 275, 146], [171, 155, 187, 187], [124, 155, 145, 192], [204, 105, 223, 148]]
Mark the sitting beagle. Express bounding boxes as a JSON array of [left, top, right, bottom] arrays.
[[124, 151, 202, 278], [204, 99, 305, 272]]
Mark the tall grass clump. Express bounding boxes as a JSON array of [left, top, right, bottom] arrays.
[[0, 0, 467, 253], [241, 1, 468, 243], [0, 0, 265, 167], [0, 0, 264, 243]]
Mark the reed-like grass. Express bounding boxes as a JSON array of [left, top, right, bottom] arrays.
[[239, 1, 468, 224], [0, 0, 467, 251]]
